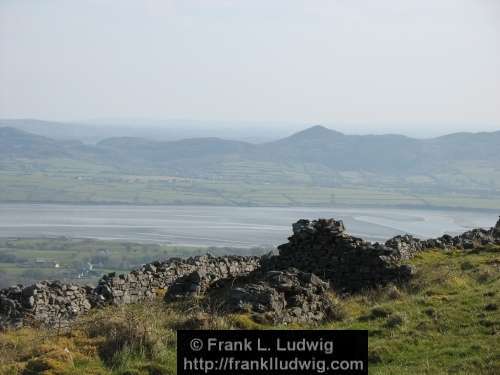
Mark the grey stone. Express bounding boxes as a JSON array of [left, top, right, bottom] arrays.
[[214, 268, 336, 324]]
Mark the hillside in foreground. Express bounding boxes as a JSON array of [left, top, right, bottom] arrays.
[[0, 244, 499, 375]]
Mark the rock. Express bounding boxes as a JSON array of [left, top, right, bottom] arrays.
[[385, 235, 426, 260], [21, 285, 37, 298], [23, 296, 35, 309], [144, 264, 157, 273], [228, 285, 285, 314], [212, 268, 337, 324], [0, 296, 17, 316]]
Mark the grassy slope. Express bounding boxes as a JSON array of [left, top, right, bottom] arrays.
[[1, 246, 499, 375]]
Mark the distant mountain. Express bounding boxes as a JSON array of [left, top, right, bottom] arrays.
[[0, 119, 107, 144], [0, 127, 76, 158], [424, 131, 500, 162], [1, 124, 500, 195], [260, 125, 422, 173], [0, 118, 302, 144], [274, 125, 344, 143]]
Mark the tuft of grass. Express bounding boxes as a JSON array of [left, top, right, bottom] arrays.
[[228, 314, 265, 330], [384, 313, 406, 329], [384, 285, 403, 300], [359, 306, 393, 321]]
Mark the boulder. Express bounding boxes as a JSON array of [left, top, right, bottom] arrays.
[[385, 235, 426, 260], [212, 268, 337, 324]]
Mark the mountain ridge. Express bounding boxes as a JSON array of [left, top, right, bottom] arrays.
[[2, 124, 500, 170], [1, 123, 500, 207]]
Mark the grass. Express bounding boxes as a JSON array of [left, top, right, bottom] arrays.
[[2, 165, 500, 209], [327, 246, 500, 374], [0, 245, 499, 374]]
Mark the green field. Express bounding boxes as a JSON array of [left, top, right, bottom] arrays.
[[1, 169, 500, 210]]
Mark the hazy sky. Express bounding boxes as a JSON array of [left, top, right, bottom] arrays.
[[1, 0, 499, 136]]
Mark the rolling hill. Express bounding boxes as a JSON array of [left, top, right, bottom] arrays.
[[90, 125, 500, 175], [0, 123, 499, 208]]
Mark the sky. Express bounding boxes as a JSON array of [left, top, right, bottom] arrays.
[[0, 0, 499, 136]]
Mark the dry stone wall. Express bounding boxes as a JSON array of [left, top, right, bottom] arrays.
[[207, 217, 500, 322], [261, 219, 415, 292], [95, 255, 260, 304], [1, 217, 499, 329], [1, 255, 260, 329], [385, 216, 500, 259], [0, 281, 92, 328]]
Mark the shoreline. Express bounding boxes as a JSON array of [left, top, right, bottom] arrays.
[[0, 201, 499, 213]]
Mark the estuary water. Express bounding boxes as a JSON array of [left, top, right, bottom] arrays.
[[0, 204, 497, 247]]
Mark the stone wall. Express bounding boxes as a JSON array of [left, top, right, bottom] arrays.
[[95, 254, 260, 304], [165, 255, 260, 300], [261, 219, 415, 292], [0, 255, 260, 329], [0, 281, 92, 329], [1, 216, 499, 329], [385, 216, 500, 258], [207, 217, 500, 322]]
